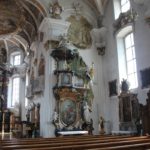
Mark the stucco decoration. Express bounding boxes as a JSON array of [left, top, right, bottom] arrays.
[[49, 0, 63, 19], [113, 9, 137, 34], [0, 0, 24, 36], [67, 15, 92, 49]]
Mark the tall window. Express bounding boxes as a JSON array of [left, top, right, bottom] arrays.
[[121, 0, 130, 13], [8, 51, 22, 108], [113, 0, 131, 19], [13, 54, 21, 66], [11, 77, 20, 107], [124, 32, 138, 89], [10, 53, 21, 66]]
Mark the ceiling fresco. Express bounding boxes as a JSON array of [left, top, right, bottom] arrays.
[[0, 0, 24, 36], [0, 0, 46, 52]]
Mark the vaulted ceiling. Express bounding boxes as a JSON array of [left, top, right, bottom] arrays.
[[87, 0, 108, 15], [0, 0, 46, 52], [0, 0, 107, 53]]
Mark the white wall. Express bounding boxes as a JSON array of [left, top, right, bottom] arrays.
[[102, 0, 150, 132], [22, 0, 150, 137], [21, 0, 150, 137], [131, 1, 150, 104]]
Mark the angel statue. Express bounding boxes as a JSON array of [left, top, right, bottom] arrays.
[[52, 111, 60, 129]]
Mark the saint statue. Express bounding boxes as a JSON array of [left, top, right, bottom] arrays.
[[99, 116, 105, 134], [83, 102, 91, 123]]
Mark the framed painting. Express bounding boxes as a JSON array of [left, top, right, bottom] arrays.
[[60, 99, 77, 126], [109, 79, 118, 97], [32, 76, 44, 93], [58, 73, 72, 86], [74, 76, 84, 87], [140, 67, 150, 89], [26, 84, 33, 98]]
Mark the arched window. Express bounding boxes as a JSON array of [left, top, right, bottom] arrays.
[[124, 32, 138, 89], [11, 77, 20, 107], [8, 51, 22, 108], [10, 52, 21, 66], [121, 0, 130, 13], [116, 26, 138, 90], [113, 0, 131, 19]]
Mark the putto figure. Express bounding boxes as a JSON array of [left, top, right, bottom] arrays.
[[49, 0, 63, 19]]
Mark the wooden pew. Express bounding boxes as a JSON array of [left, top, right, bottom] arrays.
[[2, 134, 124, 141], [87, 142, 150, 150], [2, 136, 150, 150], [1, 135, 134, 146], [17, 138, 150, 150], [2, 135, 130, 145], [1, 135, 146, 146]]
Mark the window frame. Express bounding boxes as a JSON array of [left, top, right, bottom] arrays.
[[113, 0, 131, 19], [11, 77, 20, 107], [120, 0, 130, 13], [8, 51, 22, 108], [8, 75, 21, 108], [10, 51, 22, 66], [123, 32, 138, 89]]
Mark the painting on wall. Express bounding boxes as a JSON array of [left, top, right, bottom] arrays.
[[74, 76, 84, 87], [26, 84, 33, 98], [38, 56, 45, 76], [60, 99, 77, 126], [108, 79, 118, 97], [32, 76, 44, 93], [67, 15, 92, 49], [0, 0, 24, 35], [140, 67, 150, 89], [58, 73, 72, 86]]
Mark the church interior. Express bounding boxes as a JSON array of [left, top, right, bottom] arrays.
[[1, 0, 150, 149]]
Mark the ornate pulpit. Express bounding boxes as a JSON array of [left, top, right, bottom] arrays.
[[51, 47, 94, 135]]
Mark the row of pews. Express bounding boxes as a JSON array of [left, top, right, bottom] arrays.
[[1, 134, 150, 150]]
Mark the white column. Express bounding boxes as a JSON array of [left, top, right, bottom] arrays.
[[38, 18, 70, 137]]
